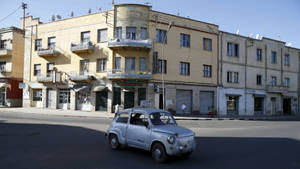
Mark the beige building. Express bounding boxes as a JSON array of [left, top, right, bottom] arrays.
[[218, 31, 300, 116], [22, 4, 219, 114], [0, 27, 24, 107]]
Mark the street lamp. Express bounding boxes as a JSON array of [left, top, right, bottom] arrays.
[[161, 21, 174, 110]]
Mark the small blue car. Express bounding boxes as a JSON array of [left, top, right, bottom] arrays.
[[105, 108, 196, 162]]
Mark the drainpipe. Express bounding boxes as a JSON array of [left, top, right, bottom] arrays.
[[244, 39, 248, 115], [218, 32, 223, 116]]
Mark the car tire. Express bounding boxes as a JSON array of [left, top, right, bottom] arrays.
[[151, 143, 168, 163], [109, 134, 120, 150]]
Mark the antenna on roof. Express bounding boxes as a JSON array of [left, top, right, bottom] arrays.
[[112, 0, 114, 5], [255, 34, 260, 39], [287, 42, 292, 47], [88, 8, 92, 14], [248, 33, 253, 38], [51, 15, 56, 21], [70, 11, 74, 17], [99, 8, 102, 11], [144, 2, 150, 5], [235, 29, 240, 35]]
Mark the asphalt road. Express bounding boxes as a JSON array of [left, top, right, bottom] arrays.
[[0, 111, 300, 169]]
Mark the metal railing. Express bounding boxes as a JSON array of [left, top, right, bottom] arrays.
[[108, 38, 152, 49], [37, 46, 59, 56], [107, 69, 152, 79], [70, 41, 94, 52]]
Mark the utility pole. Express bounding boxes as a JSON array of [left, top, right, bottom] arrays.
[[22, 2, 27, 30]]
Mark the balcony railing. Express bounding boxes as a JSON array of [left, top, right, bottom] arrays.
[[37, 47, 59, 57], [37, 72, 65, 83], [0, 47, 12, 57], [69, 71, 96, 82], [266, 85, 288, 94], [107, 69, 152, 80], [71, 41, 94, 54], [108, 38, 152, 49]]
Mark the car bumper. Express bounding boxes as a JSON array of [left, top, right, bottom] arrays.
[[166, 138, 196, 156]]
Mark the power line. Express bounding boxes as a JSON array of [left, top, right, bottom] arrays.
[[0, 5, 22, 24]]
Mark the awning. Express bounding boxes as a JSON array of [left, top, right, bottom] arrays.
[[93, 86, 107, 92], [73, 84, 90, 92], [29, 83, 43, 89], [0, 83, 10, 88]]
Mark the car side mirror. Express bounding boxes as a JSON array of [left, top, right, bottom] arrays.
[[144, 121, 149, 128]]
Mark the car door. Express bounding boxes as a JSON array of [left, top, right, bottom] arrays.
[[126, 112, 151, 149], [114, 112, 129, 144]]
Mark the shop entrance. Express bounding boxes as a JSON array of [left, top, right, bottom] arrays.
[[283, 98, 292, 115], [96, 90, 108, 111], [124, 91, 134, 109], [0, 87, 5, 106], [254, 97, 264, 115]]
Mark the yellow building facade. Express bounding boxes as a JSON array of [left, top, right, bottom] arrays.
[[22, 4, 219, 114]]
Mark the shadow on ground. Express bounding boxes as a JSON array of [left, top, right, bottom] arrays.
[[0, 122, 299, 169]]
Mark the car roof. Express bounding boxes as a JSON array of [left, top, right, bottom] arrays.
[[119, 108, 169, 115]]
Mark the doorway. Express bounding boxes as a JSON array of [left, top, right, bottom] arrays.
[[96, 90, 108, 111], [124, 91, 134, 109], [271, 97, 276, 115], [0, 87, 5, 106], [283, 98, 291, 115], [46, 88, 55, 108]]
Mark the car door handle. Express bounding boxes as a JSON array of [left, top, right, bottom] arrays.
[[137, 139, 144, 143]]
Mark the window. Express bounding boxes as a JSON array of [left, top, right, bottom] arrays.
[[271, 51, 277, 64], [115, 57, 121, 70], [48, 37, 56, 49], [203, 38, 212, 51], [126, 27, 136, 40], [203, 65, 212, 77], [98, 29, 108, 42], [257, 48, 262, 61], [116, 113, 129, 123], [35, 39, 42, 51], [227, 42, 239, 57], [284, 54, 290, 66], [34, 64, 41, 76], [227, 96, 238, 112], [0, 40, 7, 49], [180, 62, 190, 76], [254, 97, 264, 112], [59, 89, 70, 104], [284, 78, 290, 88], [227, 71, 239, 83], [0, 62, 6, 71], [125, 57, 135, 71], [130, 113, 148, 126], [156, 29, 167, 43], [139, 58, 146, 72], [257, 75, 262, 85], [80, 60, 89, 74], [47, 63, 54, 77], [32, 89, 42, 101], [153, 52, 158, 73], [271, 76, 277, 86], [158, 59, 167, 74], [97, 59, 107, 72], [115, 27, 122, 39], [140, 27, 147, 40], [81, 31, 90, 43], [180, 33, 190, 47]]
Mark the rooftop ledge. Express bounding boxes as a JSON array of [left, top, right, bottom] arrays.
[[108, 39, 152, 49]]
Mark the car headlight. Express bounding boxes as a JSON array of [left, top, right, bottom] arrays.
[[167, 135, 176, 144]]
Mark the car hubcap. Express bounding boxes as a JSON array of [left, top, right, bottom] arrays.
[[155, 148, 161, 159], [111, 138, 117, 146]]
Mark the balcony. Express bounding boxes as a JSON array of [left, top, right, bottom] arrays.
[[266, 85, 288, 94], [37, 47, 59, 57], [71, 41, 94, 54], [0, 66, 12, 77], [107, 69, 152, 80], [0, 47, 12, 57], [69, 71, 96, 82], [37, 72, 65, 84], [108, 39, 152, 50]]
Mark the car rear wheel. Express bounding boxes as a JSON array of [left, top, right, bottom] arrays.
[[151, 143, 168, 163], [109, 134, 120, 150]]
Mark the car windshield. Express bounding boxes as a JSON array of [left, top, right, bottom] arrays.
[[149, 112, 176, 125]]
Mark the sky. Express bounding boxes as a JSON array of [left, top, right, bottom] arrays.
[[1, 0, 300, 48]]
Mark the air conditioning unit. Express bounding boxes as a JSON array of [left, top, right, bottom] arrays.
[[153, 84, 160, 93]]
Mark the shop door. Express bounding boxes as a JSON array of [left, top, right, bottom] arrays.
[[46, 89, 55, 108], [124, 91, 134, 109], [271, 97, 276, 115], [283, 98, 291, 115], [199, 91, 214, 114], [176, 90, 192, 114], [254, 97, 264, 115], [96, 90, 108, 111], [58, 89, 70, 110], [0, 87, 5, 106]]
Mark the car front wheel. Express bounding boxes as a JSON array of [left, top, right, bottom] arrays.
[[109, 134, 120, 150], [151, 143, 168, 163]]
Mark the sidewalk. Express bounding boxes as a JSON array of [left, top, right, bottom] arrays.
[[1, 107, 300, 121]]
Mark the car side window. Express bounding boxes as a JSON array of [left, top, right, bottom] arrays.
[[130, 113, 148, 126], [116, 113, 129, 123]]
